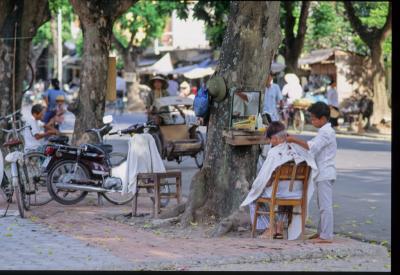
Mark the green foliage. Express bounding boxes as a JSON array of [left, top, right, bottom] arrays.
[[303, 1, 391, 66], [113, 0, 188, 50], [32, 0, 77, 50], [192, 0, 230, 48]]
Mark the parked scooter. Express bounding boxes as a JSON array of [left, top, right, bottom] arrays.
[[42, 116, 168, 206]]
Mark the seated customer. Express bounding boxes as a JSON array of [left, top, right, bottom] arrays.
[[23, 104, 59, 153], [241, 121, 318, 240]]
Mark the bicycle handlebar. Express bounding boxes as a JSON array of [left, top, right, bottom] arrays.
[[1, 124, 31, 133], [109, 122, 157, 136], [0, 109, 22, 121]]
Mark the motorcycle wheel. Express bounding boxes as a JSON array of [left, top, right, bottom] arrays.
[[47, 160, 89, 205]]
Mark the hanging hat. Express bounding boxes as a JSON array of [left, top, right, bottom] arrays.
[[149, 75, 168, 90], [284, 73, 300, 84], [206, 76, 226, 102]]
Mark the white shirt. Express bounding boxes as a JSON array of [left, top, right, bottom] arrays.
[[233, 92, 260, 116], [167, 80, 179, 96], [282, 82, 303, 104], [307, 123, 337, 182], [116, 76, 127, 93], [23, 115, 44, 152], [263, 83, 282, 121], [326, 87, 339, 108]]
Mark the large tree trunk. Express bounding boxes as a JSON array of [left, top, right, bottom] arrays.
[[0, 0, 49, 144], [370, 45, 390, 125], [68, 0, 136, 145], [122, 48, 145, 112], [181, 1, 281, 235], [282, 1, 310, 75], [344, 2, 391, 127]]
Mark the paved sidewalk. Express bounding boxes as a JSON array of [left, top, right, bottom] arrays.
[[0, 200, 391, 271]]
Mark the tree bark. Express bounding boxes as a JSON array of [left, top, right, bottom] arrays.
[[181, 1, 281, 234], [0, 0, 50, 143], [344, 2, 391, 126], [112, 34, 145, 112], [68, 0, 136, 145], [282, 1, 310, 74]]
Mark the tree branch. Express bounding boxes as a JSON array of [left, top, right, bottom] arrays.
[[112, 32, 126, 54], [379, 2, 392, 41], [296, 1, 310, 40], [343, 2, 372, 42], [283, 2, 295, 43], [111, 0, 138, 21]]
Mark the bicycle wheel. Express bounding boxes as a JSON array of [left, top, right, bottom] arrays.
[[17, 160, 31, 210], [14, 163, 27, 217], [24, 152, 53, 206], [194, 131, 205, 169], [293, 110, 305, 134], [47, 160, 89, 205]]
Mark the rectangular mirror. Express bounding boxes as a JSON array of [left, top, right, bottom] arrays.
[[230, 90, 261, 130]]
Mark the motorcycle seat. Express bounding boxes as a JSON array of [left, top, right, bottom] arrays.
[[85, 144, 113, 154]]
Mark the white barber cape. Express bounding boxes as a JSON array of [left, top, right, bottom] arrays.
[[240, 142, 318, 240], [111, 133, 165, 195]]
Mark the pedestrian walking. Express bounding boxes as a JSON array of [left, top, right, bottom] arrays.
[[116, 71, 127, 114], [327, 79, 339, 129], [167, 74, 179, 96], [286, 102, 337, 243], [145, 75, 169, 124], [42, 78, 65, 126], [263, 72, 283, 122]]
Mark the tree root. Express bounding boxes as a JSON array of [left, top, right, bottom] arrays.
[[159, 202, 186, 219], [211, 208, 250, 237]]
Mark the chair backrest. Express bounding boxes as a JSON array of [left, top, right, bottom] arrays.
[[270, 161, 311, 202]]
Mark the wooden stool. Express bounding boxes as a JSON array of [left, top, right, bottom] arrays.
[[133, 170, 182, 218]]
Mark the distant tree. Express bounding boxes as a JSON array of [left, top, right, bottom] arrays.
[[0, 0, 50, 144], [112, 0, 188, 111], [279, 1, 310, 75], [344, 2, 391, 125], [68, 0, 136, 144]]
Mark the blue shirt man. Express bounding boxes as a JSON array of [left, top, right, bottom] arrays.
[[263, 74, 283, 122], [42, 78, 65, 124]]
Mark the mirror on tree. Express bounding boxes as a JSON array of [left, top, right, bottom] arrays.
[[230, 90, 261, 131]]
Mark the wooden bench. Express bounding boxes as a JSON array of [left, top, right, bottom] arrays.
[[133, 171, 182, 218]]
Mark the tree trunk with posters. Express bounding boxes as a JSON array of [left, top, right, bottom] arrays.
[[0, 0, 50, 144], [181, 1, 281, 236], [68, 0, 136, 145], [344, 2, 392, 126]]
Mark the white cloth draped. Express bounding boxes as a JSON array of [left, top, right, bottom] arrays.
[[241, 142, 318, 240], [111, 133, 165, 195]]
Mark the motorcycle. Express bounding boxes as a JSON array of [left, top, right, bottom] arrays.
[[41, 115, 131, 205]]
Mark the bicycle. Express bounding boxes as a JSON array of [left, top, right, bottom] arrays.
[[1, 123, 33, 218], [1, 112, 52, 209]]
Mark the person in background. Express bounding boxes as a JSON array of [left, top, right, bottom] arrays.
[[116, 70, 127, 114], [282, 73, 303, 105], [167, 74, 179, 96], [42, 78, 65, 126], [263, 72, 283, 122], [145, 75, 169, 123], [326, 79, 339, 129], [23, 104, 58, 153], [179, 81, 191, 98]]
